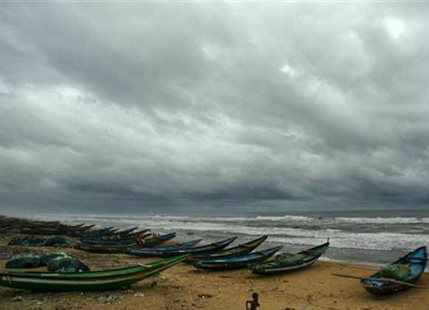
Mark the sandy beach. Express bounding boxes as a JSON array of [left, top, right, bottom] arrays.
[[0, 233, 428, 310]]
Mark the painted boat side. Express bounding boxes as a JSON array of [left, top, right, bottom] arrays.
[[0, 255, 188, 291]]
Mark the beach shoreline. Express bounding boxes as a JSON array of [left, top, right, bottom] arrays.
[[0, 218, 428, 310]]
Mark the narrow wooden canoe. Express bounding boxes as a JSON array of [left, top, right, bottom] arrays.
[[186, 236, 268, 262], [136, 232, 177, 248], [0, 255, 188, 291], [76, 233, 176, 253], [361, 246, 427, 295], [75, 242, 136, 253], [249, 241, 330, 275], [79, 226, 117, 238], [153, 237, 238, 257], [127, 237, 237, 258], [193, 246, 282, 270], [126, 239, 203, 257], [81, 231, 151, 245]]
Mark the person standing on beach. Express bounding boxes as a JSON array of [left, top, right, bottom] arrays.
[[246, 292, 260, 310]]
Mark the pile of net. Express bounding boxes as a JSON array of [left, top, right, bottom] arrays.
[[380, 264, 411, 281], [276, 253, 305, 264], [5, 252, 90, 272], [47, 256, 90, 273], [7, 236, 70, 247]]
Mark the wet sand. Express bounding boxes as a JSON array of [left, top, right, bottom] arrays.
[[0, 235, 428, 310]]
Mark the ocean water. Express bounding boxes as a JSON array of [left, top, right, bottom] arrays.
[[33, 208, 429, 265]]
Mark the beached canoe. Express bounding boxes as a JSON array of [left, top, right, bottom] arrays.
[[136, 232, 177, 248], [0, 255, 188, 292], [81, 230, 151, 245], [193, 246, 282, 270], [79, 226, 117, 239], [186, 236, 268, 262], [127, 237, 237, 258], [85, 226, 145, 240], [249, 241, 330, 275], [75, 242, 135, 253], [361, 246, 427, 295], [76, 233, 177, 253], [151, 236, 238, 257], [126, 239, 203, 257]]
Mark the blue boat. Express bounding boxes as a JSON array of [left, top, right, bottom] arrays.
[[361, 246, 427, 295], [186, 236, 268, 262], [133, 237, 237, 258], [136, 232, 177, 248], [193, 246, 282, 270], [76, 233, 177, 254], [126, 239, 203, 257], [81, 229, 151, 245]]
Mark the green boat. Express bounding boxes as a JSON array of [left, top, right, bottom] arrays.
[[249, 241, 330, 275], [0, 255, 187, 291], [75, 242, 134, 253], [76, 233, 176, 253]]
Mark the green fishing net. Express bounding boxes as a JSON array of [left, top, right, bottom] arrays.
[[380, 264, 410, 281]]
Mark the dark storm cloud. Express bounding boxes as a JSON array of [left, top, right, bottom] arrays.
[[0, 2, 428, 214]]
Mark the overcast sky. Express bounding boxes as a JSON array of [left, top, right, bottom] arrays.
[[0, 2, 428, 215]]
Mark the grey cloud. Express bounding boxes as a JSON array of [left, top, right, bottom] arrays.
[[0, 2, 428, 214]]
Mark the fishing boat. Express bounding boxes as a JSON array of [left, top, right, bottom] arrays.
[[75, 242, 135, 254], [129, 237, 238, 258], [249, 241, 330, 275], [126, 239, 203, 257], [193, 246, 282, 270], [136, 232, 177, 247], [186, 236, 268, 262], [361, 246, 427, 295], [113, 226, 139, 236], [159, 237, 238, 257], [82, 227, 141, 240], [79, 226, 117, 239], [80, 234, 152, 245], [0, 255, 187, 292], [81, 230, 151, 245], [76, 233, 177, 254]]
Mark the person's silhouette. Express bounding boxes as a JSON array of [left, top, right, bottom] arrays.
[[246, 292, 260, 310]]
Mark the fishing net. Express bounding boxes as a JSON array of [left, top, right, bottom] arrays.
[[7, 236, 24, 246], [380, 264, 410, 281], [6, 254, 41, 268], [22, 238, 46, 247], [39, 253, 69, 265], [44, 236, 69, 247], [47, 256, 90, 273], [276, 253, 305, 265]]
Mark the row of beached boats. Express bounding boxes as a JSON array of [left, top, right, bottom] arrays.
[[0, 216, 97, 236], [0, 219, 427, 296], [0, 234, 332, 292]]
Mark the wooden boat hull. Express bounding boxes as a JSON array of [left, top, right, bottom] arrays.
[[128, 237, 237, 258], [186, 236, 268, 262], [81, 232, 151, 245], [81, 228, 150, 242], [0, 255, 187, 291], [75, 243, 134, 253], [250, 242, 330, 275], [193, 246, 282, 270], [126, 239, 203, 257], [77, 233, 177, 253], [136, 233, 176, 248], [361, 246, 427, 295]]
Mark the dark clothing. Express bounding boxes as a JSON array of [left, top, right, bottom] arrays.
[[246, 300, 260, 310]]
